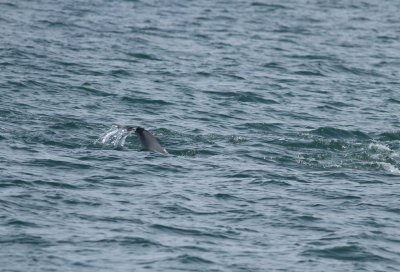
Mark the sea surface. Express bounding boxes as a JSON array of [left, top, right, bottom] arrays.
[[1, 0, 400, 271]]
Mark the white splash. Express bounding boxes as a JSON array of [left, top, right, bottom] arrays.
[[378, 162, 400, 174], [95, 125, 132, 147], [368, 143, 391, 152]]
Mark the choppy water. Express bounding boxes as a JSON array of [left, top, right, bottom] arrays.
[[1, 0, 400, 271]]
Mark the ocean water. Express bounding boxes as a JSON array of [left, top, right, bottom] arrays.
[[1, 0, 400, 271]]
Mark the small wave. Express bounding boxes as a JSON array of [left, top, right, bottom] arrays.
[[294, 146, 400, 174], [379, 131, 400, 141], [251, 2, 288, 9], [376, 162, 400, 174], [151, 224, 232, 239], [92, 236, 162, 247], [332, 64, 386, 78], [287, 129, 400, 174], [303, 245, 389, 262], [125, 52, 161, 61], [214, 193, 239, 200], [109, 69, 131, 77], [49, 121, 81, 130], [7, 219, 39, 228], [0, 178, 41, 188], [163, 203, 218, 216], [368, 143, 391, 152], [173, 254, 214, 264], [294, 70, 325, 77], [196, 71, 211, 77], [310, 127, 370, 140], [0, 2, 17, 7], [238, 122, 281, 132], [1, 234, 51, 246], [28, 159, 91, 170], [204, 90, 278, 104], [121, 96, 172, 106], [33, 179, 78, 189], [285, 139, 349, 151], [37, 19, 70, 28], [228, 135, 246, 144], [77, 85, 115, 97], [388, 98, 400, 104]]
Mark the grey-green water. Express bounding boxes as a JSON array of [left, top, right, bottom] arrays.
[[1, 0, 400, 271]]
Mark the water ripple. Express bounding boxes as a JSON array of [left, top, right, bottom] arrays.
[[2, 0, 400, 271]]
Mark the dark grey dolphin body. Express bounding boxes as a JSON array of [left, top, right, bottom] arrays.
[[135, 127, 168, 154], [112, 124, 167, 154]]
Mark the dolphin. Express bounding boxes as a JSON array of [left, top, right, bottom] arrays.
[[135, 127, 168, 154], [112, 124, 168, 154]]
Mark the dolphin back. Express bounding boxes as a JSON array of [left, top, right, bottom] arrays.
[[138, 129, 168, 154]]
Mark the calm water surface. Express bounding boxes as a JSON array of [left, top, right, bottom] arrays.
[[1, 0, 400, 271]]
